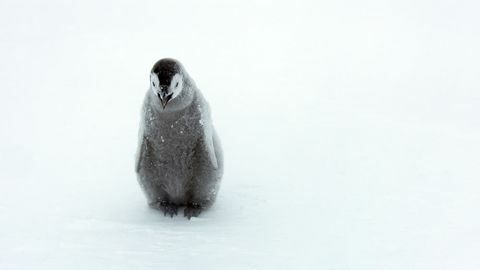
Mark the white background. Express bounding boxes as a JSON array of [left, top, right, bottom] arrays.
[[1, 0, 479, 269]]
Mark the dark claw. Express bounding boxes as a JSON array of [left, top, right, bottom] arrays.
[[184, 203, 203, 220], [150, 201, 178, 217]]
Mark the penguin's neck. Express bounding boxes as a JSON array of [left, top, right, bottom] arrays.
[[149, 85, 196, 119]]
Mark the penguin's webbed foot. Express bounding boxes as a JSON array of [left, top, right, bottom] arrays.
[[150, 201, 178, 217], [184, 203, 203, 220]]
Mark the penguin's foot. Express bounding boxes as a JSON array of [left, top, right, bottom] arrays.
[[184, 203, 203, 220], [150, 201, 178, 217]]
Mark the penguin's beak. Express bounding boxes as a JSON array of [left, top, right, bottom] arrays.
[[160, 98, 168, 109], [158, 93, 172, 110]]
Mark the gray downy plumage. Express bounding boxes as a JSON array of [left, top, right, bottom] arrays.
[[135, 58, 224, 219]]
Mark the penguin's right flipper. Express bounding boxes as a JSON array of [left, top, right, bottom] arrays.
[[135, 136, 147, 172]]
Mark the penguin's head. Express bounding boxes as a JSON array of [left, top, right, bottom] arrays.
[[149, 58, 185, 109]]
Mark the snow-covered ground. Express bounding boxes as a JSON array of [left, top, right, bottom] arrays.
[[1, 1, 480, 269]]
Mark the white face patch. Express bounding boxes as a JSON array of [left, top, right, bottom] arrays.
[[150, 72, 183, 102], [150, 73, 161, 95], [169, 73, 184, 99]]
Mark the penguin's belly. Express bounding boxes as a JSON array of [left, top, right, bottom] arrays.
[[151, 123, 200, 202]]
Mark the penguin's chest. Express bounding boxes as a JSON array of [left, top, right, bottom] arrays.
[[150, 116, 202, 178]]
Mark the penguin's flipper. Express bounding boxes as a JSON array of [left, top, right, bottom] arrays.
[[202, 124, 218, 169], [135, 137, 145, 172], [135, 119, 148, 173]]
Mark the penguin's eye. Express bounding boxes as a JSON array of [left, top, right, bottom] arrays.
[[175, 82, 179, 88], [152, 82, 156, 86]]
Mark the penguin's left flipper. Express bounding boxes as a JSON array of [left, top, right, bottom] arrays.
[[202, 125, 218, 169]]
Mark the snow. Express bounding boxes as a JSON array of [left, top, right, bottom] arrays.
[[1, 0, 480, 269]]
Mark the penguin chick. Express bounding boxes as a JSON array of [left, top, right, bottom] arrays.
[[135, 58, 224, 219]]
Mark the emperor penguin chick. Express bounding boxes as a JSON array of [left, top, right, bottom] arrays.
[[135, 58, 224, 219]]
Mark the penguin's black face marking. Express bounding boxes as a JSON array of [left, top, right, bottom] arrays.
[[149, 58, 185, 109], [151, 58, 181, 87]]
